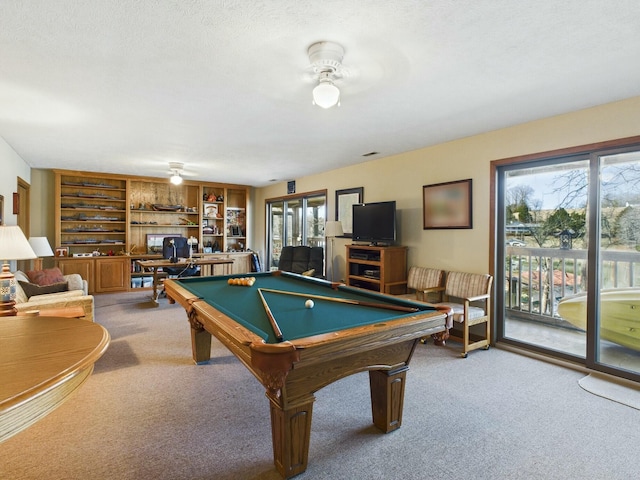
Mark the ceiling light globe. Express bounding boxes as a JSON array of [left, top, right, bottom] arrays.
[[170, 173, 183, 185], [312, 82, 340, 109]]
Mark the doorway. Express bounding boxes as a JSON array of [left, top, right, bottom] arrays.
[[16, 177, 31, 272]]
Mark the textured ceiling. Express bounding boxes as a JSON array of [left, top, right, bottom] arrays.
[[2, 1, 640, 187]]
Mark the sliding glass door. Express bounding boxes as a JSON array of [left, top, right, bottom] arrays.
[[596, 150, 640, 373], [266, 193, 326, 272], [496, 145, 640, 382], [500, 157, 591, 359]]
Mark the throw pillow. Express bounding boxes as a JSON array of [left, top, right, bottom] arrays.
[[26, 268, 65, 286], [18, 281, 69, 299]]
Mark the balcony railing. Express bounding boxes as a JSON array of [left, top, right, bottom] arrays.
[[505, 246, 640, 327]]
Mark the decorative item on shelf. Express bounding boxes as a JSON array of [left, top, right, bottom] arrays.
[[0, 226, 37, 316], [205, 204, 219, 218], [152, 204, 183, 211], [28, 237, 55, 271], [324, 221, 343, 281], [187, 236, 198, 260]]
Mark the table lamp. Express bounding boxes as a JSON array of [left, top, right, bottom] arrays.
[[324, 221, 343, 281], [0, 226, 37, 316], [28, 236, 55, 271]]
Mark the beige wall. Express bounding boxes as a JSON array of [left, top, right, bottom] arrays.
[[13, 96, 640, 281], [0, 136, 31, 227], [254, 96, 640, 281]]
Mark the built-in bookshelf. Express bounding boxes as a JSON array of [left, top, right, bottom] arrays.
[[53, 170, 251, 292]]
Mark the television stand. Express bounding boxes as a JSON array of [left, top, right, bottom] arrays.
[[346, 244, 407, 294]]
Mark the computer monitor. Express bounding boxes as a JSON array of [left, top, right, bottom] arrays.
[[162, 236, 190, 261]]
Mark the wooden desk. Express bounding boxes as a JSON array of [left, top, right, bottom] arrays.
[[136, 257, 235, 304], [0, 316, 110, 443]]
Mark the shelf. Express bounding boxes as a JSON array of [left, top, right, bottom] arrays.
[[345, 245, 407, 295], [130, 224, 198, 227], [61, 206, 126, 212], [61, 242, 126, 246], [348, 275, 381, 285], [130, 210, 198, 214]]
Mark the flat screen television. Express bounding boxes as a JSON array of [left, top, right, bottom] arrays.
[[352, 201, 397, 245]]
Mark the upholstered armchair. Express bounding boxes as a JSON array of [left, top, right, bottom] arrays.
[[13, 270, 94, 322], [436, 271, 493, 358], [278, 246, 324, 278]]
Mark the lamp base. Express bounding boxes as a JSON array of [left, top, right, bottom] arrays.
[[1, 263, 18, 316], [0, 300, 17, 316]]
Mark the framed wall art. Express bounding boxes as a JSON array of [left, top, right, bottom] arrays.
[[335, 187, 363, 237], [423, 179, 472, 229], [0, 194, 3, 225]]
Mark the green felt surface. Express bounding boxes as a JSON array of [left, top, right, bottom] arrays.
[[175, 272, 437, 343]]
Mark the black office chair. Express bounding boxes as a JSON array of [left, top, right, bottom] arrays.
[[162, 237, 200, 278]]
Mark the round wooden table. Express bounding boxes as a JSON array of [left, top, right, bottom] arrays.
[[0, 316, 110, 443]]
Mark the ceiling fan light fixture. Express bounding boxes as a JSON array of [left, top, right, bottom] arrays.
[[168, 161, 184, 185], [308, 41, 344, 109], [312, 78, 341, 109], [170, 172, 183, 185]]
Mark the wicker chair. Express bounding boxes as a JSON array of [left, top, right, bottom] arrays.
[[436, 271, 493, 358]]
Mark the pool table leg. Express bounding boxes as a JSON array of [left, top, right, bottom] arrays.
[[190, 325, 212, 364], [268, 395, 315, 479], [369, 366, 409, 433]]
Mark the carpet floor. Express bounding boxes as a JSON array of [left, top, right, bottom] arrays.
[[1, 291, 638, 479], [578, 373, 640, 410]]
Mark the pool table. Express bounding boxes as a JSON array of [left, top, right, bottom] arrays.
[[164, 271, 447, 479]]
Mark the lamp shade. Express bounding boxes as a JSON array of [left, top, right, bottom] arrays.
[[28, 237, 55, 257], [325, 221, 344, 238], [312, 81, 340, 109], [0, 226, 37, 261]]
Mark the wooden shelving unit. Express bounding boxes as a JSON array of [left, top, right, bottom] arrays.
[[201, 186, 225, 252], [53, 170, 251, 293], [57, 175, 127, 256], [128, 179, 200, 255], [225, 188, 247, 251], [345, 244, 408, 295]]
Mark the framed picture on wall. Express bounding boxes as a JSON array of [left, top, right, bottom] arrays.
[[0, 194, 3, 225], [335, 187, 363, 237], [423, 179, 472, 229]]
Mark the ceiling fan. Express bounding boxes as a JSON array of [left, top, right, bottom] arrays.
[[306, 41, 347, 109]]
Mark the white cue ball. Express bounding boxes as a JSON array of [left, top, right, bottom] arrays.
[[305, 299, 314, 309]]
